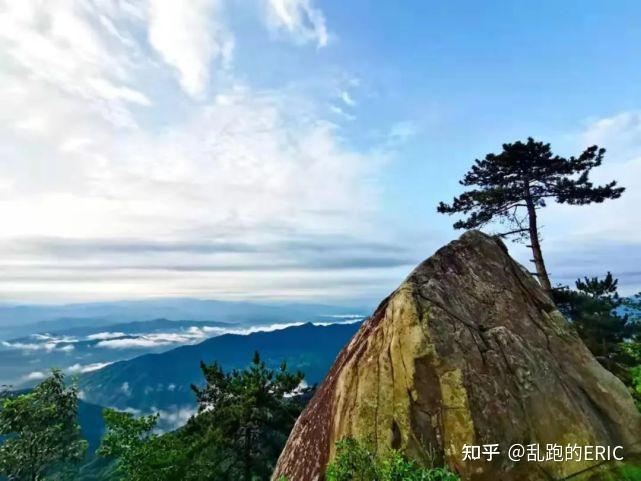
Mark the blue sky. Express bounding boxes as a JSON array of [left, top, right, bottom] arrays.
[[0, 0, 639, 305]]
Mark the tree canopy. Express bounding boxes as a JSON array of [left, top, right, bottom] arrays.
[[187, 351, 307, 481], [98, 410, 190, 481], [438, 137, 624, 292], [0, 370, 87, 481], [98, 352, 309, 481]]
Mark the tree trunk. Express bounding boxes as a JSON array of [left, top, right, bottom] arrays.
[[525, 199, 552, 294], [243, 428, 251, 481]]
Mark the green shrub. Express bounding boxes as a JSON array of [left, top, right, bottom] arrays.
[[325, 437, 459, 481]]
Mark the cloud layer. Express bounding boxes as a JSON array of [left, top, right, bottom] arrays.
[[3, 1, 636, 302], [0, 0, 408, 302]]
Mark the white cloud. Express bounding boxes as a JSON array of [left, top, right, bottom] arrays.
[[582, 111, 641, 159], [387, 121, 419, 146], [147, 0, 233, 97], [340, 91, 356, 107], [87, 332, 127, 341], [2, 339, 74, 352], [24, 371, 46, 381], [0, 1, 151, 128], [266, 0, 328, 47], [329, 104, 356, 121], [200, 321, 306, 336], [542, 112, 641, 247], [67, 362, 112, 373], [93, 319, 360, 349], [0, 81, 384, 300], [96, 337, 178, 349], [30, 334, 52, 340], [154, 405, 197, 430], [198, 319, 363, 336], [284, 379, 308, 397], [95, 330, 206, 349], [0, 0, 403, 303], [121, 381, 131, 396]]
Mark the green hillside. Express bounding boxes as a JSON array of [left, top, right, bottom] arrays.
[[78, 322, 360, 420]]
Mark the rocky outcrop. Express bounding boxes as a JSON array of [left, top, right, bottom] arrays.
[[273, 231, 641, 481]]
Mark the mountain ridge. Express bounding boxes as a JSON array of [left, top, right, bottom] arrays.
[[77, 322, 362, 424], [0, 298, 368, 339]]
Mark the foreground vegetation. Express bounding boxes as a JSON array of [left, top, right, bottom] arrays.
[[99, 352, 307, 481], [0, 370, 87, 481], [325, 438, 459, 481]]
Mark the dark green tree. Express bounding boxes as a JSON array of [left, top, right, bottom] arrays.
[[575, 271, 620, 302], [98, 352, 308, 481], [554, 272, 635, 364], [98, 408, 233, 481], [98, 409, 190, 481], [0, 370, 87, 481], [437, 138, 624, 293], [187, 351, 307, 481], [553, 274, 641, 407]]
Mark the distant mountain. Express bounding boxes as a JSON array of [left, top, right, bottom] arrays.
[[1, 317, 122, 341], [78, 322, 361, 428], [1, 317, 364, 389], [0, 319, 242, 388], [1, 322, 362, 480], [0, 298, 366, 339], [77, 399, 107, 454]]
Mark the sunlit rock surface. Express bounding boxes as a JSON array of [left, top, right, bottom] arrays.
[[273, 231, 641, 481]]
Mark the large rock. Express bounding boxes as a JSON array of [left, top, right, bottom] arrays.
[[273, 231, 641, 481]]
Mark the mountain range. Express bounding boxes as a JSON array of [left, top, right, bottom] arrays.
[[77, 322, 361, 429], [0, 299, 366, 388], [0, 298, 366, 339]]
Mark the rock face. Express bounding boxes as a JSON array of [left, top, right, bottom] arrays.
[[272, 231, 641, 481]]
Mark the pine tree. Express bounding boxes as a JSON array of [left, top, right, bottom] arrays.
[[188, 352, 308, 481], [99, 353, 309, 481], [437, 138, 624, 293], [552, 273, 641, 407]]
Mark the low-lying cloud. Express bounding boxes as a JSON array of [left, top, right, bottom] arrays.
[[86, 332, 127, 341], [93, 319, 363, 349], [2, 334, 79, 352], [95, 332, 206, 349], [66, 362, 112, 374], [24, 371, 47, 381], [2, 319, 363, 356]]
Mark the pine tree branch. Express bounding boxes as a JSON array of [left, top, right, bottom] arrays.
[[496, 228, 529, 237]]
